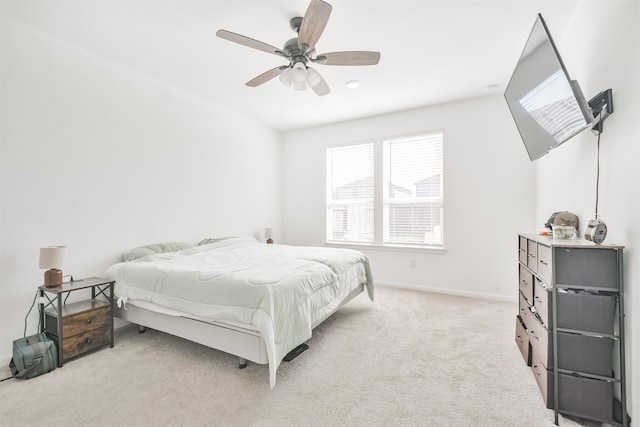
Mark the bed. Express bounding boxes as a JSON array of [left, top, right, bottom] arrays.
[[105, 236, 374, 388]]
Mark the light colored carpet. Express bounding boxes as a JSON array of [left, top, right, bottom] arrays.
[[0, 286, 591, 426]]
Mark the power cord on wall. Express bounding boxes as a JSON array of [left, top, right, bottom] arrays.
[[594, 129, 601, 219]]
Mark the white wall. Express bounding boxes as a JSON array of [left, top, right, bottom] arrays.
[[0, 16, 282, 361], [535, 1, 639, 417], [282, 95, 535, 300]]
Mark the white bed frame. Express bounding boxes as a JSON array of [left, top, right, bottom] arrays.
[[114, 283, 365, 368]]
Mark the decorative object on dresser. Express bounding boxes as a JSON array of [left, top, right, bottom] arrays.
[[39, 246, 67, 287], [516, 234, 628, 426], [39, 277, 115, 366]]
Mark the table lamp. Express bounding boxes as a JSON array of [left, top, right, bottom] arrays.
[[39, 246, 67, 287], [265, 227, 274, 244]]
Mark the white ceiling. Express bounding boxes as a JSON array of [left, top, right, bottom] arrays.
[[1, 0, 579, 132]]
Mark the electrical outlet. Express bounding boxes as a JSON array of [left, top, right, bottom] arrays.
[[409, 259, 416, 268]]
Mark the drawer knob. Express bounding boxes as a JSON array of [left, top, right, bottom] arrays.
[[86, 319, 92, 324], [85, 338, 92, 344]]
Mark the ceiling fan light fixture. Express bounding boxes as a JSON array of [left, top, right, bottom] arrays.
[[279, 67, 294, 87], [293, 81, 308, 91], [292, 62, 307, 83]]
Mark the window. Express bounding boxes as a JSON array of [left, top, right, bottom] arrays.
[[326, 142, 374, 243], [326, 131, 443, 247]]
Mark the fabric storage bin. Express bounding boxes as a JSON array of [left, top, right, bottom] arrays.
[[515, 315, 531, 366], [528, 314, 613, 377], [532, 351, 614, 422], [556, 291, 616, 335]]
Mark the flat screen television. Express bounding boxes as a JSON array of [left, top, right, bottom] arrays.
[[504, 14, 594, 161]]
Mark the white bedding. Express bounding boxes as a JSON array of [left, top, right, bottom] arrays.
[[105, 236, 374, 387]]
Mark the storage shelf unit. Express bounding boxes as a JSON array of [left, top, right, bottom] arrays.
[[515, 234, 627, 426]]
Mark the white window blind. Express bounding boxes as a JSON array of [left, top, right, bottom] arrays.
[[326, 131, 443, 247], [383, 132, 443, 246], [326, 143, 374, 243]]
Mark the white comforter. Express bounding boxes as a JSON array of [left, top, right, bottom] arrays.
[[105, 236, 374, 387]]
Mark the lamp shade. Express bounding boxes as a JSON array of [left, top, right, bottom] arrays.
[[264, 227, 274, 239], [292, 62, 307, 83], [39, 246, 67, 269], [279, 67, 293, 87]]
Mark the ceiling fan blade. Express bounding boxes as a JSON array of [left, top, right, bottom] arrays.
[[315, 51, 381, 66], [216, 30, 286, 57], [298, 0, 332, 52], [306, 67, 331, 96], [311, 78, 330, 97], [246, 66, 288, 87]]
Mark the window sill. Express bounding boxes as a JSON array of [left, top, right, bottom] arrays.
[[324, 241, 447, 254]]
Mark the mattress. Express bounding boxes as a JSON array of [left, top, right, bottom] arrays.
[[105, 236, 374, 387]]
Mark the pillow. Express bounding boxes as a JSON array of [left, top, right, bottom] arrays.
[[122, 242, 194, 262], [197, 237, 236, 246]]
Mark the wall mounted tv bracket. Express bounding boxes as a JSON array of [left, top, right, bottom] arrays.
[[588, 88, 614, 134]]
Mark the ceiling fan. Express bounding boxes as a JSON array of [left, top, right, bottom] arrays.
[[216, 0, 381, 96]]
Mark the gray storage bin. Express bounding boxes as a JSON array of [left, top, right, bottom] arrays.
[[557, 291, 616, 335], [533, 352, 614, 422], [555, 248, 619, 291], [556, 332, 613, 377], [529, 314, 613, 377]]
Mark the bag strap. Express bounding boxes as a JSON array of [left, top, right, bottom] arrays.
[[10, 355, 43, 379]]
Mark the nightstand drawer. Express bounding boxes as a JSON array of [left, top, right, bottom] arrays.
[[45, 301, 111, 337], [63, 306, 111, 336], [62, 326, 112, 359]]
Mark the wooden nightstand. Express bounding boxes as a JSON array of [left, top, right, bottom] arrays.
[[39, 277, 115, 367]]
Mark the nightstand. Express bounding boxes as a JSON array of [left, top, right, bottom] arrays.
[[39, 277, 115, 367]]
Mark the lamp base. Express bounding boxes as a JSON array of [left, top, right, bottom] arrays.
[[44, 269, 63, 287]]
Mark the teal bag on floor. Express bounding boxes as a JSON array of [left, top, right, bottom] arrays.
[[9, 333, 58, 379]]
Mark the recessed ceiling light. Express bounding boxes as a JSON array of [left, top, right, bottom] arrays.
[[346, 80, 361, 89]]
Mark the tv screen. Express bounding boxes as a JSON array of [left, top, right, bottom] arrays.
[[504, 14, 593, 161]]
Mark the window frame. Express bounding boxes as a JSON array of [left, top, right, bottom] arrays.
[[325, 130, 445, 252]]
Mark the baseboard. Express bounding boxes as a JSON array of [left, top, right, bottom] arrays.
[[375, 281, 517, 303]]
